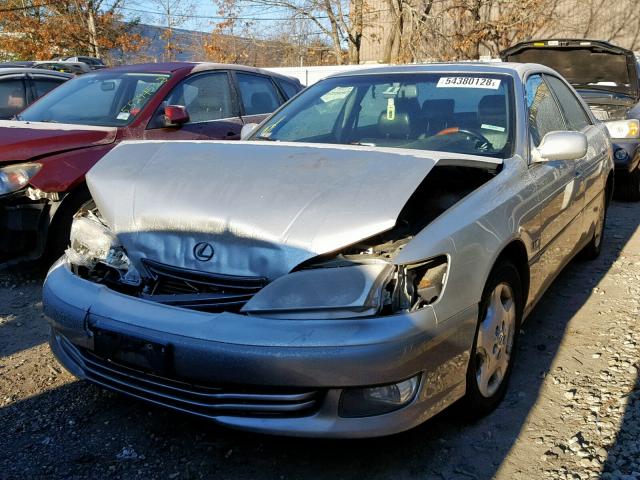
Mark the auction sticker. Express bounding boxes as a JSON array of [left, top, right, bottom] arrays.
[[437, 77, 501, 89]]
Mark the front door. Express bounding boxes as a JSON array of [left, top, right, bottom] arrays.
[[526, 74, 584, 302], [544, 74, 609, 239], [145, 71, 243, 141]]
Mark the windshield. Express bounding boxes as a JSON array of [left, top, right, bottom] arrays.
[[253, 73, 515, 158], [19, 72, 170, 126]]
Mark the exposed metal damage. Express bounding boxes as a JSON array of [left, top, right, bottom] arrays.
[[69, 144, 498, 319]]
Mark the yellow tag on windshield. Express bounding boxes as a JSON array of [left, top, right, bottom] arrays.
[[386, 98, 395, 120]]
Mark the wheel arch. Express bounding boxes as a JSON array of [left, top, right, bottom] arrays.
[[45, 182, 92, 260], [490, 239, 530, 312]]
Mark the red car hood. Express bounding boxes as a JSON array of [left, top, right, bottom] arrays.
[[0, 120, 117, 163]]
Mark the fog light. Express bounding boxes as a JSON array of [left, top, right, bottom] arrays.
[[614, 148, 628, 161], [339, 374, 420, 417]]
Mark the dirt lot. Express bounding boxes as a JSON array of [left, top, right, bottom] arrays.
[[1, 201, 639, 480]]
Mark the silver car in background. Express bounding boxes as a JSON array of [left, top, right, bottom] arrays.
[[43, 63, 613, 438]]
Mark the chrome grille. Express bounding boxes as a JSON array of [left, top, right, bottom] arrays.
[[141, 259, 267, 313], [59, 336, 322, 419]]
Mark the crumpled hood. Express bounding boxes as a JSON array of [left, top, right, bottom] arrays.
[[0, 120, 117, 163], [88, 141, 465, 279]]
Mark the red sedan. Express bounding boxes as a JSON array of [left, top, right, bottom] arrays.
[[0, 62, 302, 265]]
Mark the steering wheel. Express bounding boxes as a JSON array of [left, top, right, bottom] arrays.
[[436, 127, 493, 152]]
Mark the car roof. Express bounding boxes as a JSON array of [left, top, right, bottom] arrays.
[[104, 62, 301, 82], [0, 67, 73, 78], [325, 62, 558, 80]]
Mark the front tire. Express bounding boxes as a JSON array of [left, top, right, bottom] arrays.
[[462, 261, 523, 416]]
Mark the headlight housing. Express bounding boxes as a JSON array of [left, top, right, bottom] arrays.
[[66, 207, 140, 286], [0, 163, 41, 195], [241, 256, 448, 319], [605, 119, 640, 139]]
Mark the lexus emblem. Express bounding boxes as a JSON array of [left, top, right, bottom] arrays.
[[193, 242, 215, 261]]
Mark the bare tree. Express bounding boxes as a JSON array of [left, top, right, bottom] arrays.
[[148, 0, 195, 61], [231, 0, 369, 64]]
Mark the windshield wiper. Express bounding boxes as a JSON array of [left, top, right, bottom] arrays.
[[255, 135, 276, 141]]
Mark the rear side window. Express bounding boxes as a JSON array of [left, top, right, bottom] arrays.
[[275, 78, 301, 99], [525, 74, 566, 146], [0, 77, 26, 118], [237, 73, 281, 115], [32, 77, 67, 98], [544, 75, 591, 131]]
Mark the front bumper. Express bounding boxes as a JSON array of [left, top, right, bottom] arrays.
[[44, 258, 477, 438]]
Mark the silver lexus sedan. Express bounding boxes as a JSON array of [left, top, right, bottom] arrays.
[[43, 63, 613, 438]]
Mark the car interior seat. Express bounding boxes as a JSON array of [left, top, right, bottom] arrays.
[[376, 108, 413, 145], [421, 99, 455, 136]]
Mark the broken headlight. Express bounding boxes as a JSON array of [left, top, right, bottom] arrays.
[[66, 208, 141, 286], [241, 256, 448, 319], [391, 256, 449, 312]]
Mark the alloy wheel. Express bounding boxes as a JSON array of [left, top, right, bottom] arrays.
[[474, 282, 516, 398]]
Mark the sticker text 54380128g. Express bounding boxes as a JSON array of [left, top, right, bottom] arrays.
[[437, 77, 501, 89]]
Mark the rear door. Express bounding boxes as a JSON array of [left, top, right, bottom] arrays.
[[145, 71, 243, 141], [234, 72, 285, 125], [0, 74, 28, 119]]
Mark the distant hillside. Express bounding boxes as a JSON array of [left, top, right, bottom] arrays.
[[112, 23, 331, 67]]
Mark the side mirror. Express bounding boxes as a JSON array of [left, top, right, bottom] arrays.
[[533, 131, 588, 162], [240, 123, 259, 140], [164, 105, 189, 127]]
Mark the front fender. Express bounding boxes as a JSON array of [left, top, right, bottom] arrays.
[[30, 143, 117, 193]]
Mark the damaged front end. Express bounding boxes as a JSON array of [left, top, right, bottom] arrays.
[[67, 202, 449, 319], [67, 207, 450, 319], [69, 163, 494, 320]]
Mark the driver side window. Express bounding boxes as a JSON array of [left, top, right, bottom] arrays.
[[525, 75, 566, 147], [148, 72, 235, 128]]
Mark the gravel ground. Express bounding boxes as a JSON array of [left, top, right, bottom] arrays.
[[0, 201, 639, 480]]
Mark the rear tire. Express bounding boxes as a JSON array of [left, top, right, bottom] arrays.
[[616, 168, 640, 202], [462, 261, 523, 417]]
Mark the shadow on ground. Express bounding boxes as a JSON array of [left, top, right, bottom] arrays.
[[0, 202, 639, 479]]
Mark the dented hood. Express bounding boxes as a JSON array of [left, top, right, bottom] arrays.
[[0, 120, 117, 163], [88, 141, 475, 279]]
